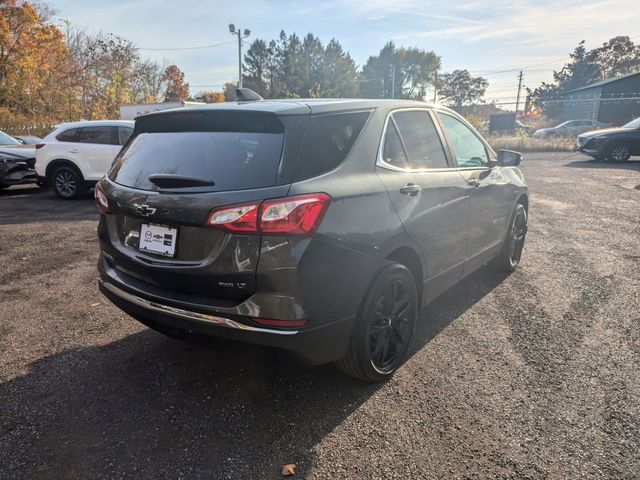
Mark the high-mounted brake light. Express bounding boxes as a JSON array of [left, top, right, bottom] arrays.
[[94, 183, 110, 214], [205, 193, 330, 236]]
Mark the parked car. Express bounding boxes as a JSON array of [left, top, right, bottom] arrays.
[[96, 98, 528, 382], [14, 135, 42, 145], [533, 119, 609, 139], [0, 130, 37, 190], [577, 117, 640, 162], [35, 120, 134, 198]]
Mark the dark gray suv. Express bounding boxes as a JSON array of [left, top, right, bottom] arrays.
[[96, 99, 528, 381]]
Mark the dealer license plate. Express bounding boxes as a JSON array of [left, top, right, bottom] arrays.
[[139, 223, 178, 257]]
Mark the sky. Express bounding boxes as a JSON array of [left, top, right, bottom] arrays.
[[49, 0, 640, 105]]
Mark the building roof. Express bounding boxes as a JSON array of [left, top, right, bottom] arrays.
[[564, 71, 640, 94]]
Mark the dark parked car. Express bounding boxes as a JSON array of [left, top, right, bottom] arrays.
[[0, 130, 37, 190], [577, 117, 640, 162], [96, 98, 528, 381]]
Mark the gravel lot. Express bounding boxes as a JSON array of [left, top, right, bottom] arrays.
[[1, 152, 639, 479]]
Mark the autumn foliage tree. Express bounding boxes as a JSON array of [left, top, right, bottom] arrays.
[[162, 65, 189, 102], [0, 0, 71, 125]]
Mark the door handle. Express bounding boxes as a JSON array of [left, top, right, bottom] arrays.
[[69, 149, 79, 154], [399, 183, 422, 196], [467, 178, 480, 187]]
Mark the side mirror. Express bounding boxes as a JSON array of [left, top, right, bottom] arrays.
[[497, 149, 522, 167]]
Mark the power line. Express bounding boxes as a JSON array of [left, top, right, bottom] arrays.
[[138, 40, 235, 51]]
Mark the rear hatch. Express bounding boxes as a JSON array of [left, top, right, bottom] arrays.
[[101, 108, 308, 304]]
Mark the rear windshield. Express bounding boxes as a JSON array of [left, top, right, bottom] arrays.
[[109, 112, 285, 192]]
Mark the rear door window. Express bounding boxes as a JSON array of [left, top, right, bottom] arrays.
[[75, 126, 113, 145], [293, 111, 370, 181], [56, 128, 80, 142], [110, 131, 285, 192], [392, 111, 448, 169], [381, 120, 409, 169]]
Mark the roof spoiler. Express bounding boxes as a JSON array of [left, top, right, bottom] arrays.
[[236, 88, 263, 102]]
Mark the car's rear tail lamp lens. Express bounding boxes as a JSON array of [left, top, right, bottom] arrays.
[[206, 203, 259, 232], [260, 193, 330, 235], [94, 183, 110, 214], [251, 317, 308, 328], [206, 193, 330, 236], [35, 143, 45, 149]]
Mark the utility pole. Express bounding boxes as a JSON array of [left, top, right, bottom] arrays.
[[229, 24, 251, 88], [515, 70, 523, 114], [433, 70, 438, 103], [390, 64, 396, 99]]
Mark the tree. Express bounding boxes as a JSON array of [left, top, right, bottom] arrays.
[[439, 69, 488, 110], [243, 39, 271, 97], [0, 0, 71, 120], [162, 64, 189, 102], [360, 42, 440, 100], [241, 31, 359, 99], [196, 91, 225, 103], [530, 37, 640, 117]]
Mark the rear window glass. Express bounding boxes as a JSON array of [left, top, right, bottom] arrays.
[[293, 111, 370, 181], [109, 131, 284, 192], [56, 128, 79, 142]]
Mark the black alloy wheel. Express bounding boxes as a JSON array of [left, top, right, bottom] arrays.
[[336, 263, 417, 382]]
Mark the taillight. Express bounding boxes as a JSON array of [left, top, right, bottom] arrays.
[[205, 193, 330, 236], [206, 203, 259, 232], [94, 183, 110, 214], [260, 193, 330, 235], [35, 143, 45, 149]]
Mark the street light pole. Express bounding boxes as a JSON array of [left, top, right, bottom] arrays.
[[229, 24, 251, 88]]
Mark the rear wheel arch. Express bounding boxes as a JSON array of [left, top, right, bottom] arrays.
[[45, 159, 84, 182], [385, 246, 424, 308], [516, 193, 529, 212]]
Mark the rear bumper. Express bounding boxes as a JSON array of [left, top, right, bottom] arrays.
[[98, 256, 355, 365]]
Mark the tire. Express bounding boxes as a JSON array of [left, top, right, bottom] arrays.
[[52, 165, 84, 199], [335, 263, 418, 382], [491, 203, 528, 272], [606, 143, 631, 163]]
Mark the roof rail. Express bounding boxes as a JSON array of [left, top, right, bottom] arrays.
[[236, 88, 263, 102]]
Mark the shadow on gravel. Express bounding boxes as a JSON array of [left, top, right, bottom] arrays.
[[0, 267, 507, 478], [0, 188, 96, 225], [564, 158, 640, 170]]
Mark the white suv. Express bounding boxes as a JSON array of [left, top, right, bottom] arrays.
[[36, 120, 134, 198]]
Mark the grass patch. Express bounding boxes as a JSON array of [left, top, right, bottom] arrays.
[[488, 135, 576, 152]]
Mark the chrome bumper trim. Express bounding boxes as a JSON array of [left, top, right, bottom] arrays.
[[99, 280, 299, 336]]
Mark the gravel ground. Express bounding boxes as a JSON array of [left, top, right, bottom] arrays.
[[1, 152, 639, 479]]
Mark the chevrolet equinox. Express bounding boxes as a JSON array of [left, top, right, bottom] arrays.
[[96, 98, 528, 382]]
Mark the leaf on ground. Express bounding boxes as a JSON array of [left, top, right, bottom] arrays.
[[90, 302, 100, 307], [20, 257, 28, 261], [282, 464, 296, 476]]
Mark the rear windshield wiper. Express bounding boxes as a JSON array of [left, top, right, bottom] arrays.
[[148, 174, 215, 188]]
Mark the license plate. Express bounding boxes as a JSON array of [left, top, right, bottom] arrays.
[[139, 223, 178, 257]]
